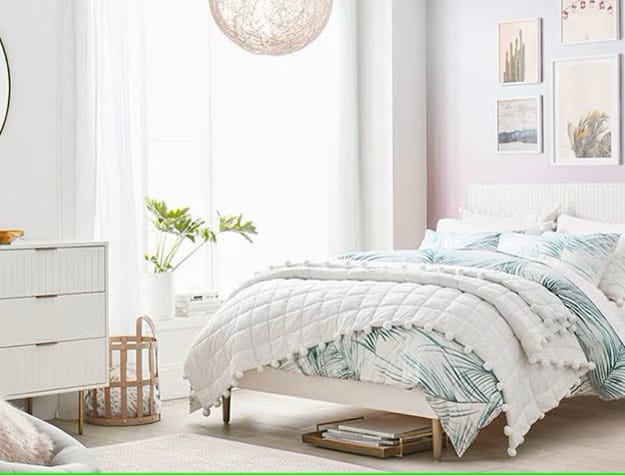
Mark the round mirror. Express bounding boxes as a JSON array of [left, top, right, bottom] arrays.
[[0, 36, 10, 136]]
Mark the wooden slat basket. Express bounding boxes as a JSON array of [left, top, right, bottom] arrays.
[[85, 316, 161, 426]]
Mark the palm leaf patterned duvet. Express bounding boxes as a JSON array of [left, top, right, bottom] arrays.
[[184, 249, 625, 457]]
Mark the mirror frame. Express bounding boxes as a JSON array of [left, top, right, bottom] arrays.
[[0, 35, 10, 137]]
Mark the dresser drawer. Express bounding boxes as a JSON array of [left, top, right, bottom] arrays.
[[0, 246, 106, 299], [0, 293, 106, 348], [0, 339, 107, 397]]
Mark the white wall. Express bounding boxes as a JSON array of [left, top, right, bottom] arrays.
[[358, 0, 428, 250], [358, 0, 394, 250], [0, 0, 65, 240], [392, 0, 427, 249]]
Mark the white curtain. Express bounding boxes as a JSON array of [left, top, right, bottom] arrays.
[[71, 0, 361, 322], [209, 0, 361, 294], [73, 0, 146, 333]]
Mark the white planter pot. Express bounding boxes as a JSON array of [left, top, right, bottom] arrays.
[[142, 272, 175, 321]]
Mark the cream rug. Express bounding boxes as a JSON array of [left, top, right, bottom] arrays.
[[91, 433, 377, 472]]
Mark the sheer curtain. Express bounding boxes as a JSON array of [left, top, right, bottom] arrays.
[[209, 0, 361, 294], [71, 0, 361, 325], [73, 0, 146, 333]]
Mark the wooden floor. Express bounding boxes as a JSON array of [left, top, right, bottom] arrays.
[[53, 390, 625, 472]]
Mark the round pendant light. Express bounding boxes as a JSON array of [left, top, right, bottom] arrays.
[[209, 0, 334, 56]]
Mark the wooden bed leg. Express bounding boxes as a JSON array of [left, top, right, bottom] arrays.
[[78, 390, 84, 435], [222, 393, 231, 424], [26, 397, 33, 415], [432, 419, 443, 462]]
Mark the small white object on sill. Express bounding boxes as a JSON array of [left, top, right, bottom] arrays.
[[175, 290, 221, 318]]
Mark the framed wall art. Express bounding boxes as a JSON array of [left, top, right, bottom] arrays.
[[497, 96, 543, 154], [553, 55, 620, 166], [561, 0, 620, 44], [498, 18, 542, 85]]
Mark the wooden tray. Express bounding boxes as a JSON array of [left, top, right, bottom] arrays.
[[301, 416, 436, 459], [302, 431, 433, 458]]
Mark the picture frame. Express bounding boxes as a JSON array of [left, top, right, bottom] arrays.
[[553, 55, 621, 166], [498, 18, 542, 85], [561, 0, 620, 44], [497, 96, 543, 155]]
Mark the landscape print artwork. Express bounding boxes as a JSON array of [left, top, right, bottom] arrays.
[[562, 0, 619, 44], [553, 55, 620, 166], [499, 18, 541, 84], [497, 97, 542, 154]]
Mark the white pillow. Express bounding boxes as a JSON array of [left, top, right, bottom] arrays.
[[558, 214, 625, 304], [460, 205, 560, 235], [436, 218, 526, 234]]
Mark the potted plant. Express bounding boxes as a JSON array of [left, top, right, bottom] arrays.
[[143, 197, 257, 320]]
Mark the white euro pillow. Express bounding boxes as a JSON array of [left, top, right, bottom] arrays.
[[436, 217, 526, 234], [460, 205, 560, 235], [557, 214, 625, 305]]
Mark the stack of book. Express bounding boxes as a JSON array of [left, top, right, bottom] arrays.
[[175, 291, 222, 317], [320, 415, 432, 448]]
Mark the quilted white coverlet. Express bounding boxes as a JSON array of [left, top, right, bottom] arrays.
[[184, 261, 592, 456]]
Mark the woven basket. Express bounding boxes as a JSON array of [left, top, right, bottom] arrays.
[[86, 316, 161, 426]]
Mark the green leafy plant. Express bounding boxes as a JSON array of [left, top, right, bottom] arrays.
[[144, 197, 257, 273]]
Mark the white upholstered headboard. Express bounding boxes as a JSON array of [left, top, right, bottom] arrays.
[[468, 184, 625, 224]]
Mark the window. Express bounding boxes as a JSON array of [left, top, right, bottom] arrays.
[[144, 0, 360, 296]]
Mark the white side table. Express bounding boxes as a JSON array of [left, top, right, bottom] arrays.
[[155, 314, 213, 400]]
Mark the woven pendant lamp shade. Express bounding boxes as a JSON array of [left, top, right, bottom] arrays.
[[209, 0, 334, 56]]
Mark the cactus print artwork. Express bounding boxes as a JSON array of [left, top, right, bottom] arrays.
[[498, 18, 541, 85], [503, 29, 526, 83]]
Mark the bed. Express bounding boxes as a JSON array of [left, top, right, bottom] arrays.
[[184, 183, 625, 461]]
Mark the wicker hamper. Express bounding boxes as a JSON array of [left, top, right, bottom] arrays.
[[85, 316, 161, 426]]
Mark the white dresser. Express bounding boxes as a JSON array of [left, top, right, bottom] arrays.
[[0, 241, 108, 431]]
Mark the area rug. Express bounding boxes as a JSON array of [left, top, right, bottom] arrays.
[[90, 433, 376, 472]]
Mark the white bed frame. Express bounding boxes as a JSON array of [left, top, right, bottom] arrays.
[[226, 183, 625, 461]]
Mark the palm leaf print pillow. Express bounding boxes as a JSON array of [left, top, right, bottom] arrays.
[[498, 232, 620, 285], [419, 230, 501, 252]]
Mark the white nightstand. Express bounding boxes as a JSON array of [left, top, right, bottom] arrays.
[[155, 314, 212, 400]]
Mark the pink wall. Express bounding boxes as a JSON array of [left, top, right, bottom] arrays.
[[426, 0, 625, 228]]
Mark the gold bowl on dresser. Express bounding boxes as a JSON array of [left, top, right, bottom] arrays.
[[0, 229, 24, 244]]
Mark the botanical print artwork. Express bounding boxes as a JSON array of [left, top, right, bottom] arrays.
[[497, 97, 542, 154], [553, 55, 620, 166], [498, 18, 541, 84], [562, 0, 620, 44]]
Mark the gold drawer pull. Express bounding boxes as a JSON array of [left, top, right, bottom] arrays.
[[36, 341, 59, 347], [35, 294, 59, 299]]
